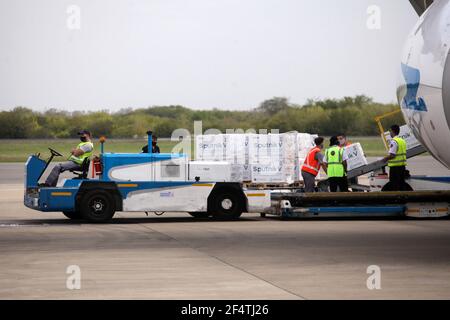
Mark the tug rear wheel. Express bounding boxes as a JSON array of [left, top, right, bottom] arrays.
[[208, 189, 245, 220]]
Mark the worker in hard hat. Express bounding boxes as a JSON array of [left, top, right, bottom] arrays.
[[301, 137, 327, 192], [324, 136, 349, 192], [381, 125, 412, 191], [41, 130, 94, 187]]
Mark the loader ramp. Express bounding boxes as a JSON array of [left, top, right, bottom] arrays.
[[347, 145, 427, 179]]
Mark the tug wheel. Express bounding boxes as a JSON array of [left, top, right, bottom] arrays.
[[208, 189, 244, 220], [79, 190, 116, 222]]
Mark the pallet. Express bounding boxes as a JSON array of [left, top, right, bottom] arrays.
[[242, 181, 304, 189]]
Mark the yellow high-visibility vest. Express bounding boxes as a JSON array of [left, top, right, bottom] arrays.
[[326, 146, 345, 178], [69, 142, 93, 165], [388, 137, 407, 167]]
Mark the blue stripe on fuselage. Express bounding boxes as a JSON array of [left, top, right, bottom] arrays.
[[401, 63, 428, 112]]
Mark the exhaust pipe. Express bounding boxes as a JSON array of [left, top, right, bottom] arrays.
[[146, 130, 153, 154]]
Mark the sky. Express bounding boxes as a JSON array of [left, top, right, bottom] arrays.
[[0, 0, 418, 111]]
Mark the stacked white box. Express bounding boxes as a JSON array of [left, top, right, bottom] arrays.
[[281, 133, 299, 158], [224, 134, 248, 165], [196, 134, 226, 161], [195, 132, 320, 183], [247, 134, 262, 164], [343, 143, 368, 171], [224, 134, 250, 181], [251, 162, 285, 183], [230, 164, 244, 182], [383, 125, 421, 150], [297, 133, 316, 159], [241, 164, 252, 181], [280, 133, 300, 182], [189, 161, 231, 182]]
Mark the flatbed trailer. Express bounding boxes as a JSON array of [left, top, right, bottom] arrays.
[[262, 190, 450, 219]]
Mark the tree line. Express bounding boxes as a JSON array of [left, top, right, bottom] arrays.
[[0, 95, 405, 139]]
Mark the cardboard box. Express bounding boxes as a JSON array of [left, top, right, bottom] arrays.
[[384, 125, 421, 150], [196, 134, 226, 161], [189, 161, 231, 182], [224, 134, 248, 164], [251, 163, 285, 183], [343, 143, 368, 171], [230, 164, 252, 182]]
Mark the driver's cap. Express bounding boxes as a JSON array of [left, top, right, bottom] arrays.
[[78, 130, 91, 136]]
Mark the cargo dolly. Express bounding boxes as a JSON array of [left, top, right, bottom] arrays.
[[263, 190, 450, 219]]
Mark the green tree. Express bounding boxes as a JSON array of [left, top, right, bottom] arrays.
[[0, 96, 405, 138], [256, 97, 291, 115]]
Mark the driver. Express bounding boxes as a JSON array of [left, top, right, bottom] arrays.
[[41, 130, 94, 187]]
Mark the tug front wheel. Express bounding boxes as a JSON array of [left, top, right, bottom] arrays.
[[79, 190, 116, 223]]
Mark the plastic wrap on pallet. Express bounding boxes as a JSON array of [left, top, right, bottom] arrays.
[[196, 132, 319, 183], [281, 134, 297, 155], [251, 162, 285, 183], [224, 134, 248, 164], [247, 134, 285, 164], [297, 133, 316, 159], [196, 134, 226, 161], [230, 163, 252, 182]]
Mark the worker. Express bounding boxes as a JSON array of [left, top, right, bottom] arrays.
[[324, 136, 349, 192], [142, 136, 161, 154], [152, 136, 161, 153], [301, 137, 327, 192], [337, 133, 351, 148], [337, 133, 358, 188], [381, 125, 411, 191], [42, 130, 94, 187]]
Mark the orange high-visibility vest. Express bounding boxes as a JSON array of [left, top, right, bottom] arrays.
[[301, 147, 321, 176]]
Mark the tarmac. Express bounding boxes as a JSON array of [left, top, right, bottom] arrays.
[[0, 156, 450, 299]]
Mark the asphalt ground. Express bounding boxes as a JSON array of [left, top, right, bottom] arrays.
[[0, 157, 449, 299]]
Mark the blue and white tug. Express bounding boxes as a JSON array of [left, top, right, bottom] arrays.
[[24, 132, 271, 222]]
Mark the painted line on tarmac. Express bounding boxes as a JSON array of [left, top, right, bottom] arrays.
[[0, 221, 80, 227], [136, 222, 307, 300], [0, 223, 50, 228]]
